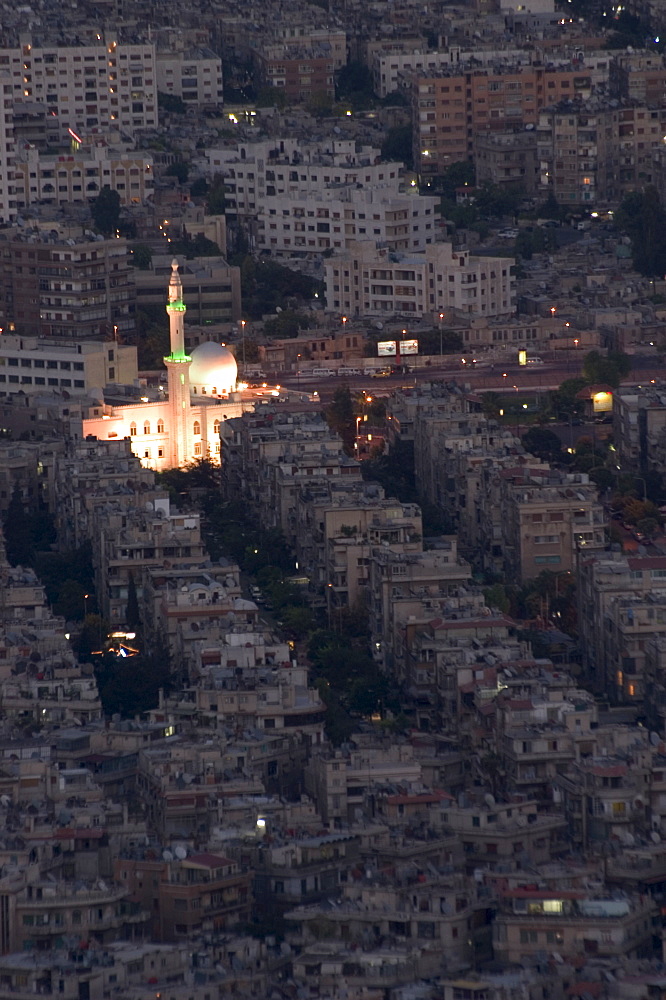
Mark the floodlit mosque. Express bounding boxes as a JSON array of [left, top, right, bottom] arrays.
[[83, 259, 254, 471]]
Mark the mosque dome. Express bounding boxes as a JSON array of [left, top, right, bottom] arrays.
[[189, 341, 238, 396]]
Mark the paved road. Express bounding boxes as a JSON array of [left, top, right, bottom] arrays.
[[278, 355, 664, 401]]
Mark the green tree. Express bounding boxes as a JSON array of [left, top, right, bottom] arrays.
[[3, 485, 33, 566], [158, 91, 187, 114], [206, 174, 227, 215], [190, 177, 209, 198], [439, 161, 475, 200], [582, 349, 631, 388], [263, 310, 312, 339], [126, 572, 141, 630], [481, 391, 502, 419], [166, 161, 189, 184], [381, 125, 413, 168], [615, 187, 666, 277], [92, 185, 121, 236], [326, 386, 356, 454], [538, 192, 564, 220], [550, 377, 587, 419], [484, 583, 510, 614], [521, 426, 564, 463], [130, 244, 152, 269]]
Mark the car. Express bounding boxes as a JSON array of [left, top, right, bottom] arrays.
[[497, 228, 518, 239], [371, 368, 393, 378]]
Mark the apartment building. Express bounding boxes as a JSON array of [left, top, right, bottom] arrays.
[[372, 47, 530, 99], [114, 852, 251, 942], [578, 552, 666, 699], [475, 130, 539, 194], [134, 255, 241, 326], [305, 744, 423, 826], [613, 384, 666, 477], [0, 335, 137, 398], [445, 797, 568, 871], [0, 230, 135, 341], [0, 74, 16, 223], [206, 139, 404, 219], [91, 497, 207, 624], [496, 472, 605, 581], [14, 143, 154, 208], [294, 482, 423, 608], [155, 47, 223, 107], [257, 186, 438, 257], [556, 749, 653, 847], [413, 62, 593, 181], [0, 39, 157, 138], [325, 239, 516, 319], [493, 885, 656, 963], [537, 101, 666, 205]]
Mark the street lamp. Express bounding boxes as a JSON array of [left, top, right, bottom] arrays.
[[438, 312, 444, 357], [83, 593, 89, 618], [297, 354, 301, 387], [240, 319, 246, 368]]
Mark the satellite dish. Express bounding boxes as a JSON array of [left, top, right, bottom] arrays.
[[624, 832, 635, 846], [652, 830, 662, 843], [175, 846, 187, 860], [484, 793, 496, 807], [0, 795, 10, 807], [162, 849, 174, 861], [651, 732, 661, 746]]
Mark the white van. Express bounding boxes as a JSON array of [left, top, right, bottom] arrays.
[[525, 356, 544, 365], [337, 367, 362, 377], [311, 367, 335, 378]]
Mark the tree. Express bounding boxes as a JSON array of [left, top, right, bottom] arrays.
[[126, 572, 141, 630], [521, 426, 564, 463], [326, 386, 356, 454], [582, 349, 631, 389], [481, 391, 502, 419], [263, 310, 312, 339], [439, 161, 476, 200], [92, 186, 121, 236], [550, 377, 587, 419], [381, 125, 413, 168], [190, 177, 208, 198], [3, 485, 33, 566], [166, 161, 189, 184], [206, 174, 227, 215], [616, 187, 666, 277], [158, 91, 187, 114], [538, 192, 564, 220], [484, 583, 510, 614], [130, 244, 152, 270]]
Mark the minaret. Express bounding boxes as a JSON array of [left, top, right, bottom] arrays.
[[163, 258, 192, 468]]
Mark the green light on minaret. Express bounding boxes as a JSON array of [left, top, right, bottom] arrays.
[[169, 301, 187, 312]]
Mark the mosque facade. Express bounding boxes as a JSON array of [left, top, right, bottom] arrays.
[[82, 259, 249, 471]]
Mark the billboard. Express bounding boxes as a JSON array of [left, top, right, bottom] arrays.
[[377, 339, 419, 356]]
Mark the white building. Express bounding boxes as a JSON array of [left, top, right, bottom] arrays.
[[372, 47, 531, 98], [156, 47, 223, 107], [82, 259, 251, 471], [0, 335, 137, 397], [325, 239, 516, 318], [205, 139, 405, 218], [0, 39, 157, 138], [14, 141, 154, 208], [258, 186, 438, 256]]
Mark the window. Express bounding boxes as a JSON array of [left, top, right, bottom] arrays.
[[213, 419, 220, 434], [129, 423, 136, 436], [193, 420, 201, 435], [194, 442, 202, 456], [157, 419, 164, 433], [143, 421, 150, 434]]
